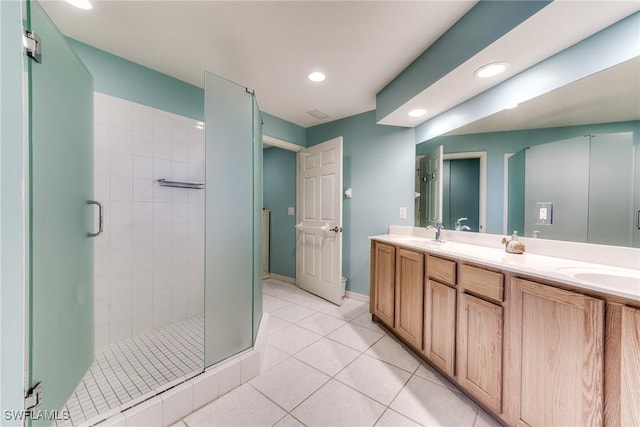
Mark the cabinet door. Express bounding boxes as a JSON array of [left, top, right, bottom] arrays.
[[372, 242, 396, 327], [512, 278, 604, 427], [605, 303, 640, 427], [458, 293, 503, 413], [394, 248, 424, 349], [424, 279, 456, 376]]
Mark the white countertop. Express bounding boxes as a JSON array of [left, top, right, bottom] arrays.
[[370, 233, 640, 303]]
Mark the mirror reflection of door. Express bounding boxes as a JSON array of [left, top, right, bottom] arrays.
[[416, 145, 443, 227], [443, 158, 480, 232]]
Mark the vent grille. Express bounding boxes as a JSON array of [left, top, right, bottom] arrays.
[[306, 109, 330, 120]]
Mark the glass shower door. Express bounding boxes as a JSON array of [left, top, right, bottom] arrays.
[[204, 72, 263, 366], [27, 1, 94, 422], [252, 96, 263, 340]]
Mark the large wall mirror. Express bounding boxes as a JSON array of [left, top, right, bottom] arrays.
[[416, 56, 640, 248]]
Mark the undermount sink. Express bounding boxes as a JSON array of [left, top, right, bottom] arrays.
[[392, 236, 445, 245], [392, 236, 428, 243], [556, 267, 640, 292]]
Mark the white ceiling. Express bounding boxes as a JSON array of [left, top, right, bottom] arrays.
[[41, 1, 640, 130], [40, 0, 475, 127]]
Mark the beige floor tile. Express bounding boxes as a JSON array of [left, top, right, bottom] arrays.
[[183, 383, 285, 427], [267, 316, 292, 336], [327, 323, 384, 352], [475, 410, 502, 427], [271, 303, 316, 323], [263, 295, 291, 313], [375, 409, 422, 427], [273, 414, 306, 427], [414, 362, 454, 389], [297, 312, 347, 336], [268, 324, 322, 355], [350, 312, 387, 333], [291, 379, 385, 427], [294, 337, 360, 376], [321, 298, 368, 321], [250, 357, 329, 411], [261, 344, 290, 373], [365, 335, 421, 373], [390, 376, 478, 427], [335, 354, 411, 405]]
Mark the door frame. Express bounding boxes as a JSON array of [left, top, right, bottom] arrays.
[[442, 151, 487, 233], [262, 135, 301, 283]]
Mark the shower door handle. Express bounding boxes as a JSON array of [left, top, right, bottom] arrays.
[[88, 200, 104, 237]]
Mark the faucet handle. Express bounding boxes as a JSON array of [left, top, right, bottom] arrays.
[[456, 217, 468, 222]]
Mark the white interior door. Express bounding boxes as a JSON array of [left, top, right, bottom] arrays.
[[296, 137, 344, 305]]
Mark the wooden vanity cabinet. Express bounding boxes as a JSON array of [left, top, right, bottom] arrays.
[[394, 248, 424, 350], [457, 264, 504, 414], [424, 255, 457, 376], [509, 278, 604, 427], [369, 239, 629, 427], [605, 303, 640, 426], [371, 242, 396, 328]]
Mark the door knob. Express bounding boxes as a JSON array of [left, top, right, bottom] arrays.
[[330, 226, 343, 233]]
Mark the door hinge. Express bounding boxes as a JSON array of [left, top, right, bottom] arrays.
[[24, 31, 42, 63], [24, 382, 43, 413]]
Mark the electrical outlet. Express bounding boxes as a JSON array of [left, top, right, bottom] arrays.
[[399, 207, 407, 219]]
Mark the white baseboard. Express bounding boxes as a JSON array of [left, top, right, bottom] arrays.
[[267, 273, 296, 285], [267, 274, 369, 304], [345, 290, 370, 304]]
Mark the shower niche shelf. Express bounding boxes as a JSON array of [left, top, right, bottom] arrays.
[[158, 179, 205, 189]]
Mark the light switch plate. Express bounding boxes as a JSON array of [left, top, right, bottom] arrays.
[[287, 207, 295, 216], [399, 207, 407, 219], [535, 202, 553, 225]]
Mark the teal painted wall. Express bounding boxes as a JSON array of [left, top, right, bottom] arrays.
[[67, 39, 306, 146], [1, 1, 26, 423], [417, 120, 640, 234], [307, 111, 415, 296], [262, 112, 306, 147], [263, 147, 297, 278], [67, 38, 204, 120]]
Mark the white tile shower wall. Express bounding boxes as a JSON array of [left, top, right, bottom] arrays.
[[93, 92, 205, 347]]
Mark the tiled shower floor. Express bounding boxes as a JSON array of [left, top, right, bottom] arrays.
[[58, 315, 204, 426]]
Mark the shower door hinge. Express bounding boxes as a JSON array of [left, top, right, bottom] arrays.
[[24, 31, 42, 63], [24, 382, 43, 413]]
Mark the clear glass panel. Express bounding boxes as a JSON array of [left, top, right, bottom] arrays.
[[587, 132, 634, 246], [204, 72, 253, 366], [252, 97, 263, 340], [507, 149, 526, 235], [27, 0, 94, 419], [524, 137, 589, 241]]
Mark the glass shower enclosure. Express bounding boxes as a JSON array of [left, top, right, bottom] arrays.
[[203, 71, 263, 366], [24, 2, 264, 421]]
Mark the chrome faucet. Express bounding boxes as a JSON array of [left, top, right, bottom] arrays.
[[426, 220, 444, 242], [455, 217, 471, 231]]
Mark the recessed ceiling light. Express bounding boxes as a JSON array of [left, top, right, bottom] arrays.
[[475, 62, 508, 78], [408, 109, 427, 118], [65, 0, 92, 10], [308, 72, 326, 82]]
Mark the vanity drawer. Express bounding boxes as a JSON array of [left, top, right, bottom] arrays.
[[427, 255, 456, 285], [459, 264, 504, 303]]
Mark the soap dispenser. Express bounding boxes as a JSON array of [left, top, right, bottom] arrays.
[[502, 230, 525, 254]]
